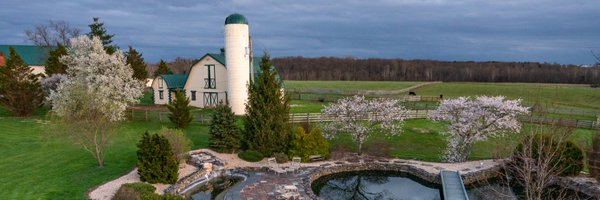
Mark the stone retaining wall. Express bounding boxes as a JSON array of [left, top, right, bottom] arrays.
[[164, 169, 209, 194]]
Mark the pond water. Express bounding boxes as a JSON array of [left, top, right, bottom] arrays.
[[312, 170, 519, 200], [313, 170, 443, 200], [188, 176, 243, 200]]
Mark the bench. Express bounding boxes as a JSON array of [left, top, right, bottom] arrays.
[[309, 155, 323, 162]]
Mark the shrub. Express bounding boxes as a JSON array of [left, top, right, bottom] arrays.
[[113, 182, 155, 200], [238, 150, 264, 162], [513, 134, 584, 177], [137, 132, 179, 184], [168, 90, 193, 129], [561, 141, 584, 176], [289, 127, 330, 162], [274, 153, 289, 163], [159, 128, 192, 163], [209, 102, 242, 153], [591, 132, 600, 181]]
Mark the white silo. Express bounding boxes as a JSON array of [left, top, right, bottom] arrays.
[[224, 13, 251, 115]]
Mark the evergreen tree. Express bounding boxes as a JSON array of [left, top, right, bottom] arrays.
[[0, 47, 44, 116], [168, 90, 193, 128], [243, 52, 291, 156], [125, 46, 148, 81], [209, 102, 242, 153], [44, 43, 68, 76], [137, 132, 179, 184], [87, 17, 117, 54], [154, 59, 172, 77]]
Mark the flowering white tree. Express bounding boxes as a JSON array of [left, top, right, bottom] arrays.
[[428, 96, 529, 163], [49, 36, 144, 167], [322, 96, 409, 155]]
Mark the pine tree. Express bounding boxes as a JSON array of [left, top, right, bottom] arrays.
[[44, 43, 68, 76], [137, 132, 179, 184], [168, 90, 193, 128], [0, 47, 44, 116], [125, 46, 148, 81], [154, 59, 172, 77], [209, 102, 242, 153], [87, 17, 117, 54], [243, 52, 291, 156]]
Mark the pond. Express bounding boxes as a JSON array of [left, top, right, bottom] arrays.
[[187, 175, 244, 200], [312, 170, 518, 200]]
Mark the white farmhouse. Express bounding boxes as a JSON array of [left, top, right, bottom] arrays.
[[151, 13, 281, 115]]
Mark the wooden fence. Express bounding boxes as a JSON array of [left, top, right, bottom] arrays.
[[287, 92, 441, 103], [126, 109, 598, 129]]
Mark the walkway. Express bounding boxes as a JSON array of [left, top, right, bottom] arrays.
[[440, 170, 469, 200]]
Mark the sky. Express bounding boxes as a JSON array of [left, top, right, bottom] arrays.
[[1, 0, 599, 65]]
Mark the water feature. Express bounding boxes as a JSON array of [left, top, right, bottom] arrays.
[[187, 175, 244, 200], [312, 170, 443, 200], [312, 170, 522, 200]]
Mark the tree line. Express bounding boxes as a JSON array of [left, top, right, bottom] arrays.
[[273, 56, 600, 84]]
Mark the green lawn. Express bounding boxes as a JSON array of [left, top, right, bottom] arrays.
[[329, 119, 598, 162], [284, 80, 422, 92], [413, 82, 600, 112], [0, 108, 210, 200]]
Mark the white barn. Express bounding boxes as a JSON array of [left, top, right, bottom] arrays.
[[151, 13, 281, 115]]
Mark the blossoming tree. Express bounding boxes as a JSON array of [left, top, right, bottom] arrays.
[[428, 96, 529, 163], [322, 96, 408, 155], [49, 36, 144, 167]]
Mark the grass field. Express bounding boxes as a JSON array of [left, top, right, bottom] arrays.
[[413, 82, 600, 111], [284, 81, 422, 92], [328, 119, 597, 162], [0, 108, 209, 200]]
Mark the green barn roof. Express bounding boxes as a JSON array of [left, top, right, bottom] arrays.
[[225, 13, 248, 25], [159, 74, 188, 89], [0, 45, 52, 66]]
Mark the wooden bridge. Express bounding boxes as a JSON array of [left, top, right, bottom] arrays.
[[440, 170, 469, 200]]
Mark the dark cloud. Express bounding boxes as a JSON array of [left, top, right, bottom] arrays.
[[1, 0, 598, 64]]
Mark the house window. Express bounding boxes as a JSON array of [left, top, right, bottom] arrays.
[[158, 78, 163, 88], [159, 90, 164, 100], [205, 65, 216, 89], [191, 91, 196, 101], [203, 92, 218, 107]]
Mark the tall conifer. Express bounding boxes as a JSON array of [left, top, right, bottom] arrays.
[[168, 90, 193, 129], [209, 102, 242, 153], [0, 47, 43, 116], [125, 46, 148, 81], [243, 52, 291, 155], [137, 132, 179, 184], [45, 44, 68, 76], [88, 17, 117, 54], [154, 59, 172, 77]]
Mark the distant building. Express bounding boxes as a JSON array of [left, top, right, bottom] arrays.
[[0, 45, 51, 75], [151, 13, 282, 115]]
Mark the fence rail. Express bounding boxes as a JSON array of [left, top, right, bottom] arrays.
[[287, 92, 442, 103], [126, 109, 598, 129]]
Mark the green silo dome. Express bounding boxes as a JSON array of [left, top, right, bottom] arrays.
[[225, 13, 248, 25]]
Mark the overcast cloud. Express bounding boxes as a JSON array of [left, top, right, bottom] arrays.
[[1, 0, 599, 65]]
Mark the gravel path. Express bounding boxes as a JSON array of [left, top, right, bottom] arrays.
[[88, 164, 198, 200]]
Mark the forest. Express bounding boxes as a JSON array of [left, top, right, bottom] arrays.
[[272, 56, 600, 84]]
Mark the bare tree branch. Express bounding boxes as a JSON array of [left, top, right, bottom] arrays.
[[24, 20, 80, 47]]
